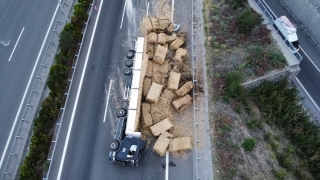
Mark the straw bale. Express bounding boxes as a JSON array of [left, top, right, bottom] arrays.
[[153, 59, 169, 75], [158, 15, 170, 29], [166, 33, 177, 44], [146, 82, 163, 103], [145, 61, 153, 78], [158, 33, 167, 45], [161, 131, 174, 138], [163, 43, 168, 49], [172, 94, 192, 112], [169, 137, 192, 152], [153, 45, 168, 65], [169, 38, 184, 50], [166, 23, 176, 33], [152, 73, 164, 85], [142, 17, 152, 35], [153, 133, 171, 156], [143, 78, 152, 97], [176, 81, 193, 97], [168, 71, 181, 91], [141, 103, 153, 128], [150, 90, 175, 123], [148, 32, 158, 44], [173, 48, 187, 63], [150, 17, 160, 30], [161, 89, 175, 102], [150, 118, 173, 136], [147, 44, 154, 60]]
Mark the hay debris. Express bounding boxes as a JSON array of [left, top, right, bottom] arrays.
[[152, 73, 165, 85], [145, 61, 153, 78], [169, 137, 192, 152], [142, 17, 152, 35], [150, 17, 160, 31], [166, 33, 177, 44], [150, 118, 173, 136], [150, 89, 175, 123], [176, 81, 193, 97], [147, 44, 154, 60], [141, 103, 153, 128], [143, 78, 152, 97], [158, 15, 170, 30], [172, 94, 192, 112], [161, 131, 174, 138], [168, 71, 181, 91]]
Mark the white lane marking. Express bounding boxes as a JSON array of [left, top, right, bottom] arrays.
[[171, 0, 174, 22], [299, 46, 320, 73], [146, 2, 149, 17], [120, 0, 127, 29], [295, 77, 320, 112], [8, 27, 25, 61], [165, 151, 169, 180], [0, 5, 59, 169], [56, 0, 105, 178], [103, 79, 113, 122]]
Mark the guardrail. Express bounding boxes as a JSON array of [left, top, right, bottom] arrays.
[[253, 0, 303, 62], [43, 1, 94, 179], [0, 1, 71, 179]]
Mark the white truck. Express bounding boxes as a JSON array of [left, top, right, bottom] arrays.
[[273, 16, 299, 52], [108, 37, 146, 167]]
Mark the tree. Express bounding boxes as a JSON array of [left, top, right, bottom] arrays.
[[59, 30, 78, 52]]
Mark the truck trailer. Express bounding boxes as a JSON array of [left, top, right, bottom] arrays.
[[108, 37, 146, 167], [273, 16, 299, 52]]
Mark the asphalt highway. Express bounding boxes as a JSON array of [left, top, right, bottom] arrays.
[[0, 0, 57, 172], [263, 0, 320, 115]]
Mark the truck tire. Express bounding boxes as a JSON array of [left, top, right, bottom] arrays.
[[116, 108, 127, 117], [109, 140, 120, 151], [125, 60, 133, 67], [126, 50, 135, 59], [123, 68, 132, 76]]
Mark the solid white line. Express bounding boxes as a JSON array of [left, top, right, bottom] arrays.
[[0, 5, 59, 169], [103, 79, 113, 122], [295, 77, 320, 112], [171, 0, 175, 22], [146, 2, 149, 17], [56, 0, 105, 178], [8, 27, 25, 61], [165, 151, 169, 180], [299, 46, 320, 73], [120, 0, 127, 29]]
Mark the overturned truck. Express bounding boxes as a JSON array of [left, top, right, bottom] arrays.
[[108, 37, 147, 167]]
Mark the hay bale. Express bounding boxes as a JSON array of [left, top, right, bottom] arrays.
[[166, 23, 176, 33], [158, 16, 170, 30], [153, 45, 168, 65], [142, 17, 153, 35], [143, 78, 152, 97], [150, 90, 175, 123], [148, 32, 158, 44], [158, 33, 167, 45], [161, 131, 174, 138], [163, 43, 168, 49], [153, 133, 171, 156], [172, 94, 192, 112], [150, 118, 173, 136], [168, 71, 181, 91], [166, 33, 177, 44], [169, 38, 184, 50], [150, 17, 160, 31], [145, 61, 153, 78], [152, 73, 164, 85], [147, 44, 154, 60], [153, 59, 169, 75], [141, 103, 153, 128], [169, 137, 192, 152], [173, 48, 187, 63], [176, 81, 193, 97], [146, 82, 163, 103]]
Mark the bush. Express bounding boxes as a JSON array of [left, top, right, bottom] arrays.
[[237, 9, 259, 34], [272, 169, 286, 180], [225, 0, 246, 9], [224, 72, 246, 101], [242, 138, 256, 151]]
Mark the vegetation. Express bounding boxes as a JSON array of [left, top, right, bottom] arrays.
[[237, 9, 261, 34], [242, 138, 256, 151], [19, 0, 92, 179]]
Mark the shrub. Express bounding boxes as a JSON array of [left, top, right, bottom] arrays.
[[225, 0, 246, 9], [224, 72, 246, 101], [47, 64, 69, 93], [242, 138, 256, 151], [272, 169, 286, 180], [237, 9, 259, 34]]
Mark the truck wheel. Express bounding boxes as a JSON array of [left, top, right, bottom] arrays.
[[109, 140, 120, 151], [116, 108, 127, 117], [123, 68, 132, 76], [125, 60, 133, 67], [126, 50, 135, 59]]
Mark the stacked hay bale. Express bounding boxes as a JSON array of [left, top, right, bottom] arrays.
[[140, 16, 194, 156]]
